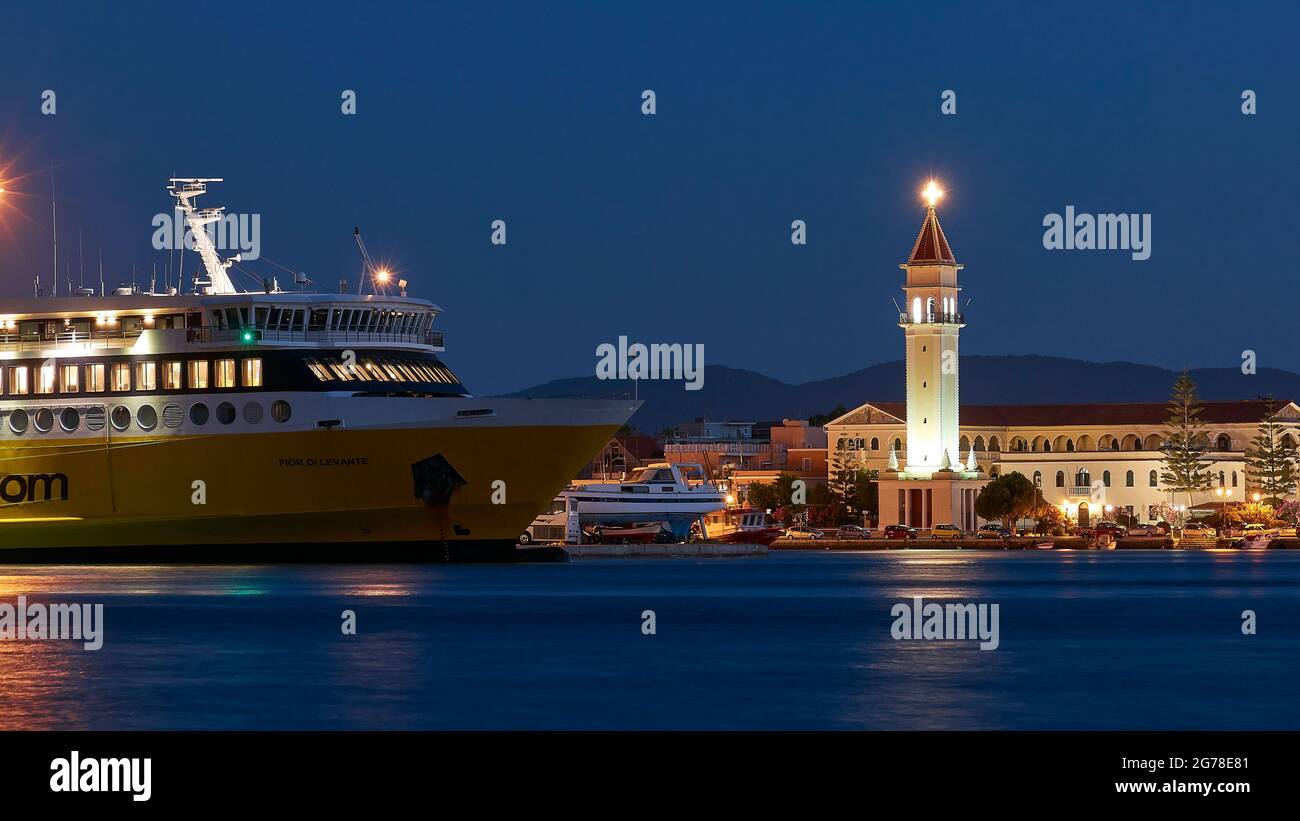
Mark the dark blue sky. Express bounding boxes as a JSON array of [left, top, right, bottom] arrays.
[[1, 2, 1297, 394]]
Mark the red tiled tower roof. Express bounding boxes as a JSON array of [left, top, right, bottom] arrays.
[[906, 206, 956, 265]]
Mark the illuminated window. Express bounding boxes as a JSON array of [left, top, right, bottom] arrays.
[[325, 360, 353, 381], [86, 363, 106, 393], [188, 360, 210, 389], [136, 361, 157, 392], [363, 360, 389, 381], [241, 358, 263, 387], [36, 362, 56, 394], [214, 359, 236, 388], [60, 364, 79, 394], [911, 297, 922, 323], [305, 359, 333, 381], [163, 361, 183, 390], [110, 362, 131, 392], [8, 366, 29, 396]]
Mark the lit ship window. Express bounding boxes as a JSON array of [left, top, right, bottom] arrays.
[[188, 360, 210, 389], [163, 361, 183, 390], [305, 359, 333, 381], [214, 359, 236, 389], [8, 366, 29, 396], [36, 363, 56, 395], [110, 363, 131, 392], [86, 363, 106, 393], [60, 364, 79, 393], [271, 400, 292, 423], [326, 360, 353, 381], [242, 358, 263, 387], [136, 361, 157, 392]]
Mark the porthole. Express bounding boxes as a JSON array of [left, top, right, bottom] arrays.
[[111, 405, 132, 431], [9, 409, 29, 435], [59, 407, 80, 432], [137, 404, 158, 431], [243, 401, 264, 424], [190, 403, 210, 426], [85, 407, 105, 431], [162, 403, 184, 428], [216, 401, 236, 425], [271, 400, 292, 423], [34, 408, 54, 433]]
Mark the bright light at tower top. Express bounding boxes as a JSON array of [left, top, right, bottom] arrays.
[[923, 180, 943, 207]]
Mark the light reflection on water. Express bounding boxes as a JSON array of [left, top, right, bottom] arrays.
[[0, 552, 1295, 730]]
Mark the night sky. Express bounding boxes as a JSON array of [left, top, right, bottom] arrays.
[[1, 2, 1296, 395]]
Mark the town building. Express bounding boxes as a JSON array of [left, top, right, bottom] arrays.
[[826, 182, 1298, 529]]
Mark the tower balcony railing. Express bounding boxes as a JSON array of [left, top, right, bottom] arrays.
[[898, 312, 965, 325]]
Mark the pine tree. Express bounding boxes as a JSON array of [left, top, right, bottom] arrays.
[[1159, 371, 1213, 507], [1244, 400, 1297, 506]]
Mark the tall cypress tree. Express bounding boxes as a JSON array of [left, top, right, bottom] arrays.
[[1244, 400, 1297, 506], [1159, 371, 1213, 507]]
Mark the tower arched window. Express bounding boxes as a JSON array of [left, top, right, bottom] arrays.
[[1076, 469, 1089, 487], [1219, 471, 1225, 487], [1216, 434, 1231, 451], [1149, 470, 1158, 487], [911, 297, 922, 324], [1033, 471, 1041, 486], [1066, 440, 1074, 452], [1103, 470, 1111, 487], [1126, 470, 1134, 487], [1055, 471, 1065, 488], [989, 437, 1000, 451], [1232, 471, 1238, 487], [870, 437, 879, 450], [893, 438, 902, 452]]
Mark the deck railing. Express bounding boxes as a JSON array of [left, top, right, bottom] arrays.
[[0, 327, 445, 352]]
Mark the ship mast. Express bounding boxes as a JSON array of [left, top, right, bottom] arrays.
[[167, 177, 239, 295]]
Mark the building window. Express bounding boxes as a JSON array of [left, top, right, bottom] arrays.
[[188, 360, 210, 389], [1103, 470, 1111, 487], [242, 358, 263, 387], [801, 457, 811, 471], [1126, 470, 1134, 487], [110, 362, 131, 392], [1033, 471, 1041, 486], [870, 437, 879, 450], [1055, 471, 1064, 487], [1149, 470, 1158, 487], [60, 364, 79, 393], [86, 363, 106, 393], [36, 363, 56, 395], [163, 361, 183, 390], [1216, 434, 1231, 450], [214, 358, 235, 387], [136, 361, 157, 392], [1232, 471, 1238, 487]]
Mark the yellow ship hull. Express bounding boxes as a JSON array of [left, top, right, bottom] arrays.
[[0, 421, 619, 559]]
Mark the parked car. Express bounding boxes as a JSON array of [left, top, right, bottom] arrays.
[[1125, 523, 1161, 537], [1093, 521, 1128, 538], [977, 524, 1011, 539], [1182, 522, 1214, 533], [1242, 523, 1267, 534], [784, 525, 824, 540], [884, 524, 918, 540], [836, 525, 872, 540], [930, 523, 963, 540]]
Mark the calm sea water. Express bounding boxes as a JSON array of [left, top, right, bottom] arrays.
[[1, 551, 1297, 730]]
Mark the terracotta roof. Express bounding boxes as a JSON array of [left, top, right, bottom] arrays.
[[869, 400, 1285, 428], [906, 206, 956, 264]]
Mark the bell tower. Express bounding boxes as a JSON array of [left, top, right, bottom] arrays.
[[876, 180, 988, 532], [900, 181, 963, 474]]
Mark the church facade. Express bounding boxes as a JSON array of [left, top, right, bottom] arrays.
[[828, 183, 1299, 529]]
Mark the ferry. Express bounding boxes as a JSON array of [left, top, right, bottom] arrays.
[[0, 179, 637, 560]]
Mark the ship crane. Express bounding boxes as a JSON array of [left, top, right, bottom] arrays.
[[167, 178, 239, 295]]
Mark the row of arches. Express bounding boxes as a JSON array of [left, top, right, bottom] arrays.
[[1031, 468, 1244, 490]]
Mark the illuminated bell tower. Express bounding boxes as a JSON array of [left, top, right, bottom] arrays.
[[900, 181, 963, 475]]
